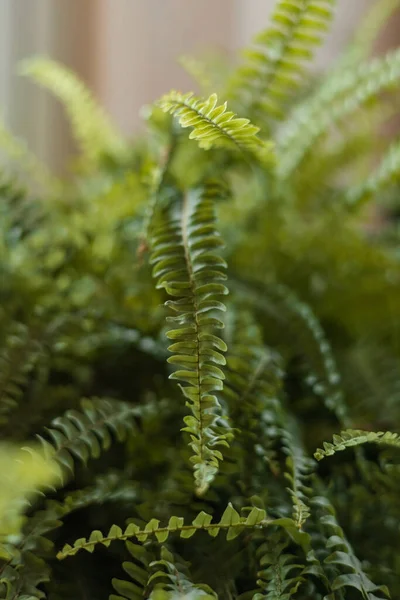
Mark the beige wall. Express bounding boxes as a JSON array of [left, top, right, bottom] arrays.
[[93, 0, 234, 134]]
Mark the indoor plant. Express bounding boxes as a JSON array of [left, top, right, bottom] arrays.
[[1, 0, 400, 598]]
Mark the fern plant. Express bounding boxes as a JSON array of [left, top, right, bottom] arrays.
[[1, 1, 400, 598]]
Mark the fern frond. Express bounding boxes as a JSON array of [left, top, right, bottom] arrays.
[[312, 495, 390, 598], [149, 547, 217, 599], [347, 137, 400, 208], [150, 187, 232, 494], [278, 48, 400, 177], [0, 551, 50, 600], [158, 91, 274, 164], [229, 0, 336, 124], [233, 282, 348, 425], [20, 57, 126, 164], [38, 397, 138, 481], [57, 504, 268, 559], [0, 323, 42, 428], [223, 308, 284, 486], [254, 532, 304, 599], [314, 429, 400, 461], [282, 424, 314, 529], [111, 541, 155, 600]]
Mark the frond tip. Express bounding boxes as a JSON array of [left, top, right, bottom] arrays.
[[314, 429, 400, 460], [157, 91, 274, 163], [150, 188, 232, 494], [229, 0, 336, 123]]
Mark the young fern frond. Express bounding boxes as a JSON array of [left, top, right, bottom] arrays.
[[314, 429, 400, 461], [312, 495, 390, 598], [150, 188, 232, 494], [20, 57, 126, 165], [38, 397, 138, 481], [149, 547, 217, 599], [158, 91, 274, 164], [254, 532, 304, 600], [57, 504, 268, 559], [228, 0, 336, 125], [347, 137, 400, 208], [278, 48, 400, 177]]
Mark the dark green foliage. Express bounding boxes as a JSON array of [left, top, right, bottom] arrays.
[[1, 1, 400, 598]]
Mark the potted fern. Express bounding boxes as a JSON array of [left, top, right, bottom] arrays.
[[1, 1, 400, 598]]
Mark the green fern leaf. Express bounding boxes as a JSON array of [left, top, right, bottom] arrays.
[[157, 91, 274, 164], [38, 398, 138, 482], [20, 57, 126, 164], [282, 424, 314, 529], [111, 541, 155, 600], [150, 187, 232, 494], [347, 137, 400, 207], [254, 532, 304, 599], [278, 47, 400, 177], [233, 282, 348, 426], [149, 547, 217, 599], [312, 496, 390, 598], [229, 0, 336, 124], [57, 504, 269, 559], [314, 429, 400, 461], [0, 323, 42, 429]]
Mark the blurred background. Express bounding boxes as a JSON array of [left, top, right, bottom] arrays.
[[1, 0, 399, 174]]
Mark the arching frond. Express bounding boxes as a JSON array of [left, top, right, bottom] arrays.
[[347, 137, 400, 208], [278, 48, 400, 177], [314, 429, 400, 461], [158, 91, 274, 164], [150, 187, 232, 494], [228, 0, 336, 125], [38, 398, 139, 482], [20, 57, 126, 164], [57, 504, 268, 559]]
